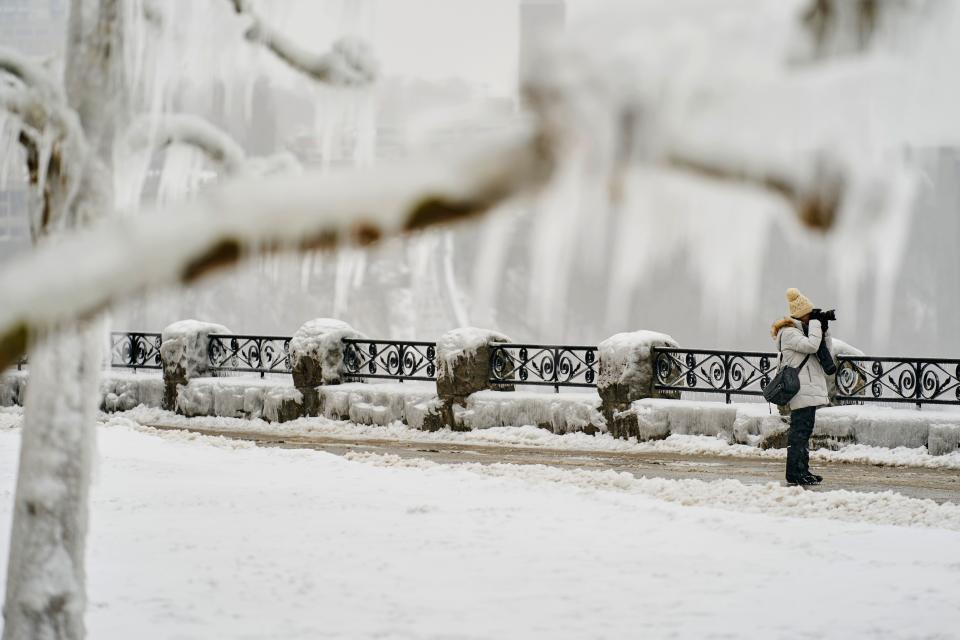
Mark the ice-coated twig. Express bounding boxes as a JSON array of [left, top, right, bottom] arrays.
[[0, 125, 553, 369], [228, 0, 377, 86]]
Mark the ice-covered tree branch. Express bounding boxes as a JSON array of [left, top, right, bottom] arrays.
[[0, 126, 553, 369], [228, 0, 377, 86], [665, 151, 846, 231], [0, 47, 65, 104], [0, 81, 89, 239], [123, 114, 302, 178], [124, 114, 247, 175]]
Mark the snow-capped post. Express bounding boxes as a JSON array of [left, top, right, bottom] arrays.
[[827, 338, 866, 405], [597, 331, 680, 439], [160, 320, 231, 411], [431, 327, 513, 431], [288, 319, 366, 418]]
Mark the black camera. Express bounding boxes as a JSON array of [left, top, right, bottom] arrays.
[[810, 308, 837, 322]]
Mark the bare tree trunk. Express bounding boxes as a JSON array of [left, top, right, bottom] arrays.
[[1, 321, 104, 640], [3, 2, 122, 638]]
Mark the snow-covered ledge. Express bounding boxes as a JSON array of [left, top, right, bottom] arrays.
[[433, 327, 512, 430], [289, 318, 366, 416], [597, 330, 679, 438], [160, 319, 230, 411]]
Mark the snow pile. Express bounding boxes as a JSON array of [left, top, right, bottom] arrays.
[[626, 398, 960, 455], [262, 385, 304, 423], [317, 381, 437, 429], [99, 371, 163, 412], [0, 370, 27, 407], [928, 423, 960, 457], [819, 405, 960, 451], [289, 318, 364, 384], [175, 376, 299, 421], [346, 451, 960, 530], [457, 389, 605, 434], [628, 398, 741, 440], [5, 369, 162, 412], [0, 406, 22, 430]]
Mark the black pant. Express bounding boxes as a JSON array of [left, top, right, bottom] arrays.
[[786, 406, 816, 482]]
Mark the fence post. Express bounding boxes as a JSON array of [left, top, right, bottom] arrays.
[[827, 338, 865, 406], [289, 319, 366, 418], [597, 331, 679, 439], [431, 327, 513, 431], [160, 320, 231, 412]]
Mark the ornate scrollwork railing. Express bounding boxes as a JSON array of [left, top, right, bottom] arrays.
[[653, 348, 776, 403], [342, 339, 437, 382], [208, 334, 292, 377], [489, 343, 598, 391], [836, 355, 960, 407], [109, 332, 163, 370]]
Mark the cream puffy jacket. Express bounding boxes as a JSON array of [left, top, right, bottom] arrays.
[[772, 318, 832, 411]]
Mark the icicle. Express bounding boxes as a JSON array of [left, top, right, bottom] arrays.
[[300, 253, 314, 292], [443, 231, 470, 328]]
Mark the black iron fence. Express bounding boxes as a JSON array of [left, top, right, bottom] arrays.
[[342, 339, 437, 382], [9, 329, 959, 408], [109, 332, 163, 371], [653, 348, 775, 404], [207, 334, 292, 377], [489, 344, 598, 392], [653, 347, 960, 407], [15, 332, 163, 372], [836, 356, 960, 407]]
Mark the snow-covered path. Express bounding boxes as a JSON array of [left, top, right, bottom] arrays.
[[1, 420, 960, 638], [140, 421, 960, 504]]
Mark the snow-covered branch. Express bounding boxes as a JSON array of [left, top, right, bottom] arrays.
[[0, 47, 64, 104], [665, 151, 846, 231], [228, 0, 377, 86], [125, 114, 247, 174], [0, 84, 90, 239], [0, 126, 552, 369]]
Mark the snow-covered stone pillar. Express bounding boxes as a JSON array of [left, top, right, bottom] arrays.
[[828, 338, 865, 405], [431, 327, 513, 431], [597, 331, 679, 439], [160, 320, 230, 411], [289, 319, 366, 417]]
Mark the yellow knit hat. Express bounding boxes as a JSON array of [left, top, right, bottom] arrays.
[[786, 287, 814, 319]]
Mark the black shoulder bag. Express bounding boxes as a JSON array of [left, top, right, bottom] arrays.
[[762, 336, 811, 406]]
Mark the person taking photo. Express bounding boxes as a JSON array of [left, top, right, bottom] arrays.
[[770, 288, 836, 486]]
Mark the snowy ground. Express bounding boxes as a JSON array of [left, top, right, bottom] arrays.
[[2, 410, 960, 638]]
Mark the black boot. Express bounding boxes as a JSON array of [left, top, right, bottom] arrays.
[[785, 446, 804, 484], [798, 443, 823, 484]]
